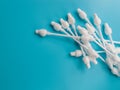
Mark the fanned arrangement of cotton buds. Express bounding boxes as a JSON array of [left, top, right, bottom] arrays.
[[35, 8, 120, 77]]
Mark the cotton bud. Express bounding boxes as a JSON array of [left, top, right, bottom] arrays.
[[70, 50, 82, 57], [104, 23, 112, 35], [94, 13, 101, 26], [60, 18, 69, 29], [51, 21, 62, 31], [35, 29, 48, 37], [83, 56, 91, 69], [77, 25, 88, 35], [77, 8, 87, 20], [68, 13, 75, 25], [85, 23, 95, 34]]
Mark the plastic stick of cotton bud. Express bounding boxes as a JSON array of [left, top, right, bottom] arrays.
[[105, 40, 120, 44], [97, 51, 105, 53], [51, 21, 88, 49], [60, 18, 75, 36], [94, 13, 106, 47], [67, 13, 78, 36], [35, 29, 80, 39], [104, 23, 115, 47]]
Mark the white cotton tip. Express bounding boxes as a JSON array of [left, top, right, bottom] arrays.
[[70, 50, 82, 57], [112, 55, 120, 62], [80, 35, 91, 44], [87, 48, 99, 59], [111, 68, 120, 77], [60, 18, 69, 29], [94, 13, 101, 26], [75, 50, 82, 57], [51, 21, 62, 31], [83, 56, 91, 69], [85, 23, 95, 34], [91, 49, 99, 58], [77, 25, 88, 35], [91, 58, 98, 64], [68, 13, 75, 25], [70, 52, 75, 56], [104, 23, 112, 35], [86, 63, 91, 69], [115, 47, 120, 54], [35, 29, 48, 37], [77, 8, 87, 20]]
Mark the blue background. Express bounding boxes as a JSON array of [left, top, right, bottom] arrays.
[[0, 0, 120, 90]]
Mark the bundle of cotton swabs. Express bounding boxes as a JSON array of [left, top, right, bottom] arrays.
[[35, 8, 120, 77]]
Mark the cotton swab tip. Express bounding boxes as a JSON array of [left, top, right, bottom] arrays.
[[51, 21, 55, 25], [67, 13, 75, 24], [60, 18, 69, 29], [35, 29, 48, 37], [104, 23, 112, 35], [77, 8, 87, 20], [51, 21, 62, 31], [94, 13, 101, 26]]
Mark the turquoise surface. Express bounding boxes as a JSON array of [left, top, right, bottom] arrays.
[[0, 0, 120, 90]]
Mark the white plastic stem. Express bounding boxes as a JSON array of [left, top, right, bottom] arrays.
[[72, 24, 78, 36], [109, 34, 115, 47], [47, 32, 79, 38], [80, 46, 86, 57], [98, 55, 106, 62], [105, 40, 120, 44], [93, 33, 103, 45], [97, 26, 106, 47], [97, 51, 105, 53], [67, 28, 75, 36]]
